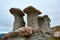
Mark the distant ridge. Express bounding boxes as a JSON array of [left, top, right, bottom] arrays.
[[0, 33, 5, 40]]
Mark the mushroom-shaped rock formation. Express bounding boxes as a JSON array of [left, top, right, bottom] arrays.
[[9, 8, 25, 31], [23, 6, 41, 30], [38, 15, 52, 32], [38, 15, 52, 40], [42, 15, 51, 32], [2, 27, 33, 40]]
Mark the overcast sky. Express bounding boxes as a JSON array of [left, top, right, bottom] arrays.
[[0, 0, 60, 34]]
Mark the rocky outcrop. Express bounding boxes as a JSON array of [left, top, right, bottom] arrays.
[[2, 6, 52, 40]]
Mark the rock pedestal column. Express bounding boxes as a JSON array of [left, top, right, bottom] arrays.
[[9, 8, 25, 31], [23, 6, 41, 30]]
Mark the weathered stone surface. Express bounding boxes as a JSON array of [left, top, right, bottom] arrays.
[[9, 8, 25, 31], [28, 32, 44, 40], [4, 30, 51, 40], [7, 36, 27, 40], [2, 29, 52, 40]]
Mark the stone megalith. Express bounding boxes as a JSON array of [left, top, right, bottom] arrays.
[[23, 6, 41, 30], [9, 8, 25, 31]]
